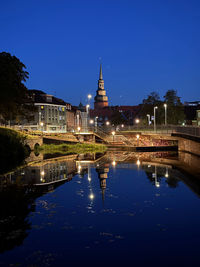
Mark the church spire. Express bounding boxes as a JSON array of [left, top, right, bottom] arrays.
[[94, 64, 108, 109], [99, 64, 103, 80]]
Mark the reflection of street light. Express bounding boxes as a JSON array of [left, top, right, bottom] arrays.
[[112, 160, 116, 167], [153, 166, 160, 187], [154, 106, 158, 132], [112, 131, 115, 142], [89, 193, 94, 200], [165, 167, 169, 178], [136, 159, 140, 166], [164, 103, 167, 126]]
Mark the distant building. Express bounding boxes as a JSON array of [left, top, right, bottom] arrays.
[[184, 101, 200, 125], [23, 90, 67, 132]]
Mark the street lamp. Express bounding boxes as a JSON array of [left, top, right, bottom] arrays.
[[86, 104, 90, 114], [147, 114, 150, 125], [95, 116, 98, 132], [87, 94, 92, 104], [164, 103, 167, 126], [135, 119, 140, 124], [136, 134, 140, 146], [106, 121, 110, 126], [153, 106, 158, 132], [77, 126, 81, 132], [112, 131, 115, 142], [40, 122, 44, 134]]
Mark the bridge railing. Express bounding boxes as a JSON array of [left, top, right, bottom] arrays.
[[94, 125, 200, 138], [174, 125, 200, 138]]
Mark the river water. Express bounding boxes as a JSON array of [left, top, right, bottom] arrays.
[[0, 151, 200, 266]]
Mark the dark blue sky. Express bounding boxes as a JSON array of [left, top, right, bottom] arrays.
[[1, 0, 200, 107]]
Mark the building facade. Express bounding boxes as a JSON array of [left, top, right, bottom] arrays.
[[23, 90, 67, 133]]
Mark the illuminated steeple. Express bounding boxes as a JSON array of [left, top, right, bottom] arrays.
[[94, 64, 108, 109]]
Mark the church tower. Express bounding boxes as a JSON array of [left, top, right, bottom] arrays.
[[94, 64, 109, 109]]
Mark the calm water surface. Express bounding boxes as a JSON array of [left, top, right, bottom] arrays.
[[0, 151, 200, 266]]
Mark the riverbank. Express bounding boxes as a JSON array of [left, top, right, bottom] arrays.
[[37, 143, 107, 154], [0, 127, 30, 174]]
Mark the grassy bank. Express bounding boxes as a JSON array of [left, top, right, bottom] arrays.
[[37, 143, 107, 154], [0, 127, 30, 174]]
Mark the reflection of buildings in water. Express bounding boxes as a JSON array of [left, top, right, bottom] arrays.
[[1, 159, 77, 187], [96, 163, 110, 203], [0, 157, 79, 255]]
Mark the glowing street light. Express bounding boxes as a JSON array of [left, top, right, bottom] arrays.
[[88, 94, 92, 100], [164, 103, 167, 126], [77, 126, 81, 132], [135, 119, 140, 124], [154, 106, 158, 132], [106, 121, 110, 126], [89, 119, 94, 124]]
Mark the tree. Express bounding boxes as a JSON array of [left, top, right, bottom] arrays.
[[140, 91, 163, 125], [163, 90, 185, 124], [0, 52, 33, 123]]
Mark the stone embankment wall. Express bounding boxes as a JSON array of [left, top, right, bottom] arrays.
[[120, 132, 178, 147], [178, 137, 200, 156]]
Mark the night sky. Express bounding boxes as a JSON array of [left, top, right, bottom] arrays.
[[1, 0, 200, 107]]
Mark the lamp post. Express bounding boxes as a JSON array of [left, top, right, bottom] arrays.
[[136, 134, 140, 146], [112, 131, 115, 142], [147, 114, 150, 125], [95, 116, 98, 132], [154, 106, 158, 132], [164, 103, 167, 126], [135, 119, 140, 131], [87, 94, 92, 105], [40, 122, 44, 135], [86, 104, 90, 131]]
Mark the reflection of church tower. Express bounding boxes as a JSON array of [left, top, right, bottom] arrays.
[[96, 163, 109, 203], [94, 64, 109, 109]]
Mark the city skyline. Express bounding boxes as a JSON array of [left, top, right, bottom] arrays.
[[1, 0, 200, 106]]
